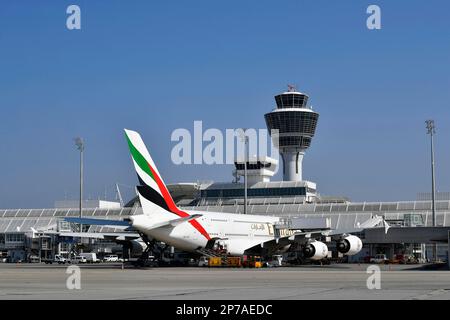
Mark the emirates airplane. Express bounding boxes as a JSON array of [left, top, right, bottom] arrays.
[[120, 129, 364, 260], [67, 129, 368, 260]]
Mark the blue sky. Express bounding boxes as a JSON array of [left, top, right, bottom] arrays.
[[0, 1, 449, 208]]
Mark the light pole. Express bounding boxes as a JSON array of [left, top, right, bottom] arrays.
[[425, 120, 436, 262], [74, 137, 84, 233], [244, 134, 248, 215], [239, 129, 249, 214]]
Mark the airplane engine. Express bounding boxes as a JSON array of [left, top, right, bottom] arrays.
[[336, 235, 362, 256], [302, 241, 328, 260]]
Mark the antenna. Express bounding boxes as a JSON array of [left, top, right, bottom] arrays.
[[287, 84, 297, 92]]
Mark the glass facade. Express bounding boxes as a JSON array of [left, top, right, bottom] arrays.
[[6, 233, 24, 242], [201, 187, 307, 199], [278, 136, 312, 149], [234, 161, 272, 170], [275, 93, 308, 108], [265, 111, 318, 136], [265, 111, 318, 149]]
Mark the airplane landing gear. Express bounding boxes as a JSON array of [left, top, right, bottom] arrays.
[[133, 233, 157, 267]]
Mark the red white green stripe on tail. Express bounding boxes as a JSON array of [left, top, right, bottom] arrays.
[[124, 129, 210, 240]]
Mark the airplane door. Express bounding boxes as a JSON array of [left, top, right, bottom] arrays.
[[267, 223, 274, 236]]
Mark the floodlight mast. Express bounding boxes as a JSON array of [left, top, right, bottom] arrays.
[[425, 120, 436, 262], [74, 137, 84, 233], [238, 129, 249, 214]]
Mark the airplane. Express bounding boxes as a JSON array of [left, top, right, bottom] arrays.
[[64, 129, 365, 260]]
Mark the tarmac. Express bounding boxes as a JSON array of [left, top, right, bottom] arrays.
[[0, 263, 449, 300]]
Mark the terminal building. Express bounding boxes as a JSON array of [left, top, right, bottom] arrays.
[[1, 87, 449, 264], [1, 197, 450, 263]]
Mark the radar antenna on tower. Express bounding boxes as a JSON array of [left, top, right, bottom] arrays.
[[287, 84, 297, 92]]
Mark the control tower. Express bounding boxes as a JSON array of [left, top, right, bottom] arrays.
[[264, 86, 319, 181]]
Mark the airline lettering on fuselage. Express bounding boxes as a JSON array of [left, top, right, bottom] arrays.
[[278, 228, 296, 237], [267, 223, 274, 236], [251, 223, 266, 231]]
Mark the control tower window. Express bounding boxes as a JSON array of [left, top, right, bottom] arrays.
[[265, 112, 318, 135], [234, 161, 273, 170], [275, 94, 308, 108], [278, 136, 312, 148]]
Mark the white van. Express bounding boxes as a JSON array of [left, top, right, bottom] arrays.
[[54, 255, 67, 264], [79, 253, 99, 263], [104, 255, 119, 262], [71, 256, 87, 264], [370, 254, 388, 264]]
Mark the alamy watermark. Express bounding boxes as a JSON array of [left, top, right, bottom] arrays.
[[367, 5, 381, 30], [366, 265, 381, 290], [65, 5, 381, 31], [170, 121, 279, 171], [66, 5, 81, 30], [66, 265, 81, 290]]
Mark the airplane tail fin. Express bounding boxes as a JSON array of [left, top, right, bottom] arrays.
[[124, 129, 180, 217], [125, 129, 211, 241]]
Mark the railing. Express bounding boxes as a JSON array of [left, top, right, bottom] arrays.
[[0, 207, 139, 219], [188, 200, 450, 213]]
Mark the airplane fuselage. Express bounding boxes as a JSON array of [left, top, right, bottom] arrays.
[[132, 211, 282, 255]]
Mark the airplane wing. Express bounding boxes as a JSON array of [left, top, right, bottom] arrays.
[[64, 217, 132, 230], [59, 231, 140, 241], [61, 214, 203, 239], [327, 215, 390, 236], [246, 224, 389, 256], [64, 214, 203, 231], [363, 226, 450, 244], [40, 217, 142, 241], [147, 214, 203, 229], [130, 214, 202, 230], [244, 230, 331, 255]]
